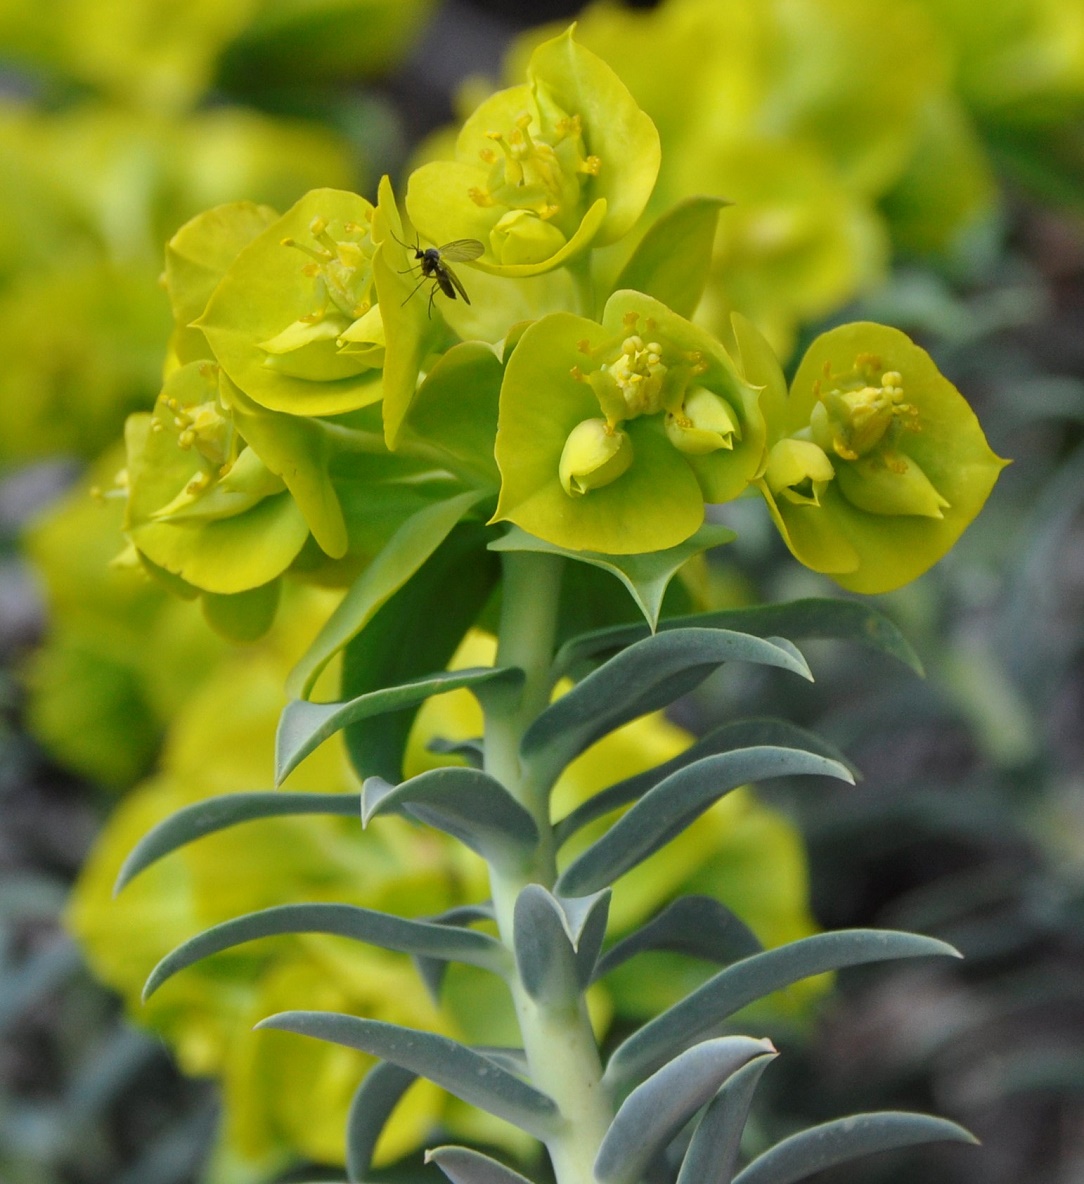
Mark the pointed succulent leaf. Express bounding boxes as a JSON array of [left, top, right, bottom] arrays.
[[346, 1061, 419, 1184], [513, 885, 581, 1006], [595, 1038, 777, 1184], [555, 597, 922, 678], [676, 1055, 777, 1184], [413, 903, 498, 1002], [277, 666, 522, 785], [361, 768, 539, 870], [605, 930, 961, 1090], [114, 791, 360, 894], [523, 628, 812, 783], [564, 889, 612, 986], [339, 520, 501, 784], [612, 197, 730, 320], [254, 1014, 562, 1139], [428, 737, 486, 768], [593, 896, 763, 982], [426, 1145, 535, 1184], [731, 1112, 978, 1184], [557, 747, 852, 897], [286, 489, 489, 699], [143, 903, 509, 999], [490, 522, 735, 631], [556, 717, 854, 845]]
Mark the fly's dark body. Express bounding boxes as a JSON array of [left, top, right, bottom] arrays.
[[394, 234, 484, 316]]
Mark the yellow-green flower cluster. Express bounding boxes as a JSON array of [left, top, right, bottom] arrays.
[[506, 0, 1005, 356]]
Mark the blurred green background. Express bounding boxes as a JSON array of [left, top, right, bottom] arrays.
[[0, 1, 1081, 1182]]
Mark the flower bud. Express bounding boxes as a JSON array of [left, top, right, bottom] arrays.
[[559, 418, 633, 496]]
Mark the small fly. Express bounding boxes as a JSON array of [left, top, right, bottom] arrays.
[[393, 233, 484, 316]]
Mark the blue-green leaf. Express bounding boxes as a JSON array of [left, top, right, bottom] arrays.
[[361, 768, 539, 871], [676, 1055, 776, 1184], [513, 886, 610, 1005], [556, 747, 852, 897], [114, 792, 360, 894], [340, 521, 500, 784], [255, 1014, 561, 1138], [426, 1145, 535, 1184], [555, 718, 854, 846], [513, 886, 579, 1007], [490, 522, 735, 631], [413, 903, 496, 1003], [347, 1062, 418, 1184], [731, 1112, 978, 1184], [276, 666, 523, 785], [595, 1038, 776, 1184], [428, 736, 486, 767], [555, 598, 922, 680], [523, 629, 812, 785], [611, 197, 731, 320], [143, 904, 509, 1000], [604, 930, 961, 1090], [286, 490, 488, 699], [593, 896, 762, 982]]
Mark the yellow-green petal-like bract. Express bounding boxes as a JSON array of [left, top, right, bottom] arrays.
[[759, 321, 1008, 592]]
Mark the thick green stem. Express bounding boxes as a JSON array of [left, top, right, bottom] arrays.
[[483, 550, 614, 1184]]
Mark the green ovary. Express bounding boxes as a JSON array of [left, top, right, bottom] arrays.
[[559, 418, 633, 496]]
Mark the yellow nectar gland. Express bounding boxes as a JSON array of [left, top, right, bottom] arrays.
[[811, 356, 918, 462]]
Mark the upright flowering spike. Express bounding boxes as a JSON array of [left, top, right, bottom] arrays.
[[749, 320, 1008, 593], [406, 26, 660, 276]]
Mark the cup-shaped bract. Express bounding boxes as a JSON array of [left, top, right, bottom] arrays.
[[124, 361, 309, 594], [494, 292, 764, 554], [196, 189, 384, 416], [750, 319, 1008, 592], [406, 26, 660, 276]]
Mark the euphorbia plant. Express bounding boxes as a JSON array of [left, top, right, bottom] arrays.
[[109, 27, 1004, 1184]]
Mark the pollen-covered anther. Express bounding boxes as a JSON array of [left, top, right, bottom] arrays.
[[579, 155, 601, 176], [468, 186, 495, 207], [553, 114, 583, 142], [186, 471, 211, 495]]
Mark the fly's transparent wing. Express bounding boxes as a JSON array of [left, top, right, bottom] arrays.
[[441, 263, 472, 305], [437, 239, 485, 262]]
